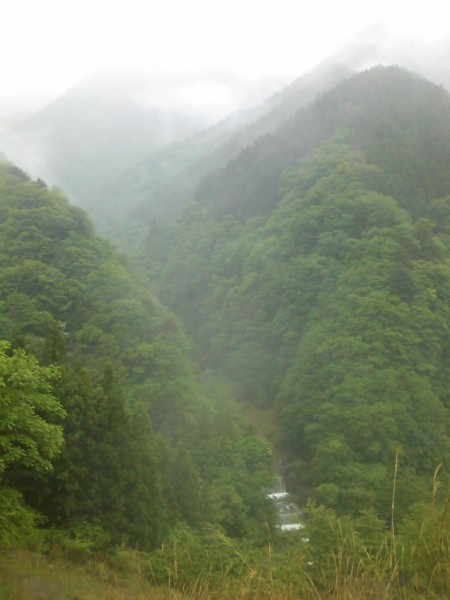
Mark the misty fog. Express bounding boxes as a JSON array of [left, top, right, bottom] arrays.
[[1, 4, 450, 598]]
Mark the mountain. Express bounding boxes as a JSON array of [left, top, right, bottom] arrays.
[[143, 67, 450, 517], [0, 160, 274, 548], [0, 74, 207, 203], [89, 34, 450, 247], [326, 29, 450, 91], [95, 62, 353, 243], [1, 64, 449, 599], [0, 71, 277, 210], [195, 66, 450, 219], [0, 94, 54, 129]]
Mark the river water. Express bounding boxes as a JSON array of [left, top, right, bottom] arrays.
[[267, 476, 304, 532]]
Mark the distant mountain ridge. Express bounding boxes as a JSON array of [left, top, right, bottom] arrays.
[[142, 65, 450, 517], [1, 36, 449, 251], [195, 66, 450, 219], [102, 62, 353, 230], [0, 71, 279, 210], [101, 35, 450, 244]]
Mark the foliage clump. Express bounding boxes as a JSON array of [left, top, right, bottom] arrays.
[[0, 162, 274, 551], [144, 68, 450, 519]]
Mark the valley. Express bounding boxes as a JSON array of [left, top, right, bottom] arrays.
[[0, 56, 449, 599]]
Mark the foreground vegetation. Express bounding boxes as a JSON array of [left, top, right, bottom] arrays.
[[1, 477, 448, 599]]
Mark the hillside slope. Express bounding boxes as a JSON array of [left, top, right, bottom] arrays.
[[0, 71, 270, 209], [0, 161, 273, 549], [106, 63, 352, 228], [195, 67, 450, 219], [144, 67, 450, 516]]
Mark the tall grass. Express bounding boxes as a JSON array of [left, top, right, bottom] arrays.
[[1, 466, 448, 599]]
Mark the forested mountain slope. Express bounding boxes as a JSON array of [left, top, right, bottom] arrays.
[[0, 72, 241, 209], [102, 62, 352, 230], [0, 162, 273, 549], [195, 67, 450, 219], [1, 66, 449, 600], [144, 67, 450, 518]]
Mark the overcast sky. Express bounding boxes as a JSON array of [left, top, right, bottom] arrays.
[[1, 0, 449, 99]]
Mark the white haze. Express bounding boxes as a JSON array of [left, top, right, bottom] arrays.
[[1, 1, 449, 104], [0, 1, 448, 198]]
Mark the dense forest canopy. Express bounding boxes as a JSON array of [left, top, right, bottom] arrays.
[[0, 64, 449, 599], [144, 67, 450, 517], [0, 162, 274, 549], [194, 67, 450, 219]]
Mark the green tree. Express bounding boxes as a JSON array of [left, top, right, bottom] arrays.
[[0, 341, 64, 477]]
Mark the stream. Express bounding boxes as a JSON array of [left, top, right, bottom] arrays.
[[267, 475, 305, 532]]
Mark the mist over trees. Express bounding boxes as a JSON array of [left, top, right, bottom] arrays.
[[0, 162, 274, 550], [0, 71, 281, 215], [0, 47, 449, 599], [143, 68, 450, 516]]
